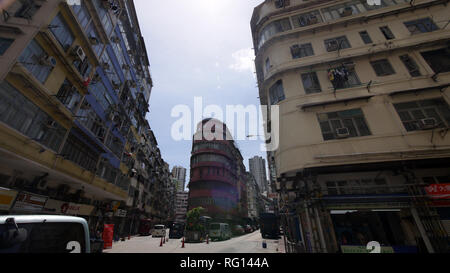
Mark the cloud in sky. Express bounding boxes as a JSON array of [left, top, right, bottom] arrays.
[[229, 48, 256, 74]]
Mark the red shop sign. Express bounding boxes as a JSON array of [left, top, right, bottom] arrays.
[[425, 184, 450, 199]]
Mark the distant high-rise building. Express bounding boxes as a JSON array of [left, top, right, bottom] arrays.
[[249, 156, 268, 193], [172, 166, 187, 192]]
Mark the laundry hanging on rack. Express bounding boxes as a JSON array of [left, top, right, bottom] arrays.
[[328, 65, 350, 89]]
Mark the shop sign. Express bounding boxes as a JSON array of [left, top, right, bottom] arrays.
[[103, 224, 114, 249], [43, 199, 94, 216], [341, 245, 395, 253], [11, 192, 48, 212], [425, 184, 450, 199], [0, 188, 18, 211], [114, 209, 127, 217]]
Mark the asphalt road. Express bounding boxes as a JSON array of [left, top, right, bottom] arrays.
[[104, 230, 283, 253]]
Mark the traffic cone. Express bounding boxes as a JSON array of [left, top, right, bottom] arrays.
[[160, 237, 163, 247], [181, 237, 185, 248]]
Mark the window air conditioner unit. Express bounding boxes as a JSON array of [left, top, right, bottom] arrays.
[[419, 118, 438, 129], [340, 7, 353, 17], [72, 45, 86, 61], [336, 127, 350, 138], [39, 55, 57, 67]]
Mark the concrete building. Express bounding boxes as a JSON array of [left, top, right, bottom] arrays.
[[172, 166, 187, 192], [188, 118, 248, 223], [249, 156, 269, 193], [0, 0, 170, 237], [251, 0, 450, 253], [175, 191, 189, 223], [246, 172, 259, 219]]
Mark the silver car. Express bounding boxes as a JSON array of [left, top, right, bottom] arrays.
[[0, 215, 90, 253]]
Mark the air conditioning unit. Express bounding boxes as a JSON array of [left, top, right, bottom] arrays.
[[72, 45, 86, 61], [336, 127, 350, 138], [39, 55, 57, 67], [340, 7, 353, 17], [419, 118, 438, 129]]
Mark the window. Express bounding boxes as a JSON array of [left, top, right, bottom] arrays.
[[265, 58, 271, 73], [421, 48, 450, 74], [399, 55, 421, 77], [87, 25, 104, 57], [317, 108, 371, 141], [291, 43, 314, 59], [394, 98, 450, 131], [328, 64, 361, 89], [359, 31, 373, 44], [0, 37, 14, 55], [370, 59, 395, 76], [56, 80, 81, 113], [18, 39, 53, 83], [275, 0, 290, 8], [0, 81, 66, 152], [93, 0, 113, 36], [301, 72, 321, 94], [380, 26, 395, 40], [404, 18, 438, 35], [291, 10, 322, 28], [71, 0, 91, 30], [13, 0, 41, 19], [324, 36, 351, 52], [61, 133, 99, 172], [49, 13, 75, 50], [89, 79, 113, 111], [258, 18, 292, 49], [73, 58, 92, 78], [269, 80, 285, 105]]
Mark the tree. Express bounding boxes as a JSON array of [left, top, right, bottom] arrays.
[[185, 207, 205, 232]]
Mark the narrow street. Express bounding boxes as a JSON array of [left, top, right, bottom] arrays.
[[104, 230, 284, 253]]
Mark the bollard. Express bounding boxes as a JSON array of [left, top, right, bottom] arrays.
[[206, 235, 209, 244], [181, 237, 185, 248], [160, 237, 163, 247]]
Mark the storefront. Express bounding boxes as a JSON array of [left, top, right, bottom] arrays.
[[10, 191, 48, 215], [0, 187, 18, 214]]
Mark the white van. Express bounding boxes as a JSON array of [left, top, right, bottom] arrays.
[[152, 224, 166, 237], [0, 215, 91, 253], [209, 223, 231, 241]]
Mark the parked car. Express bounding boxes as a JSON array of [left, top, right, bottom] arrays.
[[244, 225, 253, 233], [0, 215, 91, 253], [152, 225, 166, 237], [209, 223, 231, 241], [232, 225, 245, 236]]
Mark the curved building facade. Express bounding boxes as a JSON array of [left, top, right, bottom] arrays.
[[188, 119, 247, 222]]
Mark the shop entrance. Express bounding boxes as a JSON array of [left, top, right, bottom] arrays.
[[330, 209, 420, 253]]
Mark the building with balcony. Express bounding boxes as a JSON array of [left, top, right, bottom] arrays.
[[249, 156, 269, 193], [187, 118, 248, 224], [252, 0, 450, 253], [0, 0, 168, 238], [175, 191, 189, 223]]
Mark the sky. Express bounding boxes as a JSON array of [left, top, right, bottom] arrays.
[[134, 0, 266, 190]]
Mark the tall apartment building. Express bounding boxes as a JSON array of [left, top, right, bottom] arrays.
[[172, 166, 187, 192], [188, 118, 248, 223], [252, 0, 450, 253], [0, 0, 171, 237], [175, 191, 189, 223], [249, 156, 269, 193]]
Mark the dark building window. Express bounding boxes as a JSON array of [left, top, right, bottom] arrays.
[[291, 43, 314, 59], [275, 0, 290, 8], [301, 72, 321, 94], [404, 18, 439, 35], [265, 58, 271, 73], [291, 10, 322, 28], [71, 0, 91, 30], [49, 13, 75, 50], [394, 98, 450, 132], [0, 81, 67, 152], [324, 36, 351, 52], [269, 80, 285, 105], [370, 59, 396, 76], [0, 37, 14, 55], [399, 55, 421, 77], [56, 79, 81, 113], [258, 18, 292, 48], [421, 48, 450, 74], [61, 133, 99, 173], [359, 31, 373, 44], [317, 108, 371, 141], [18, 39, 53, 83], [380, 26, 395, 40], [14, 0, 41, 19]]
